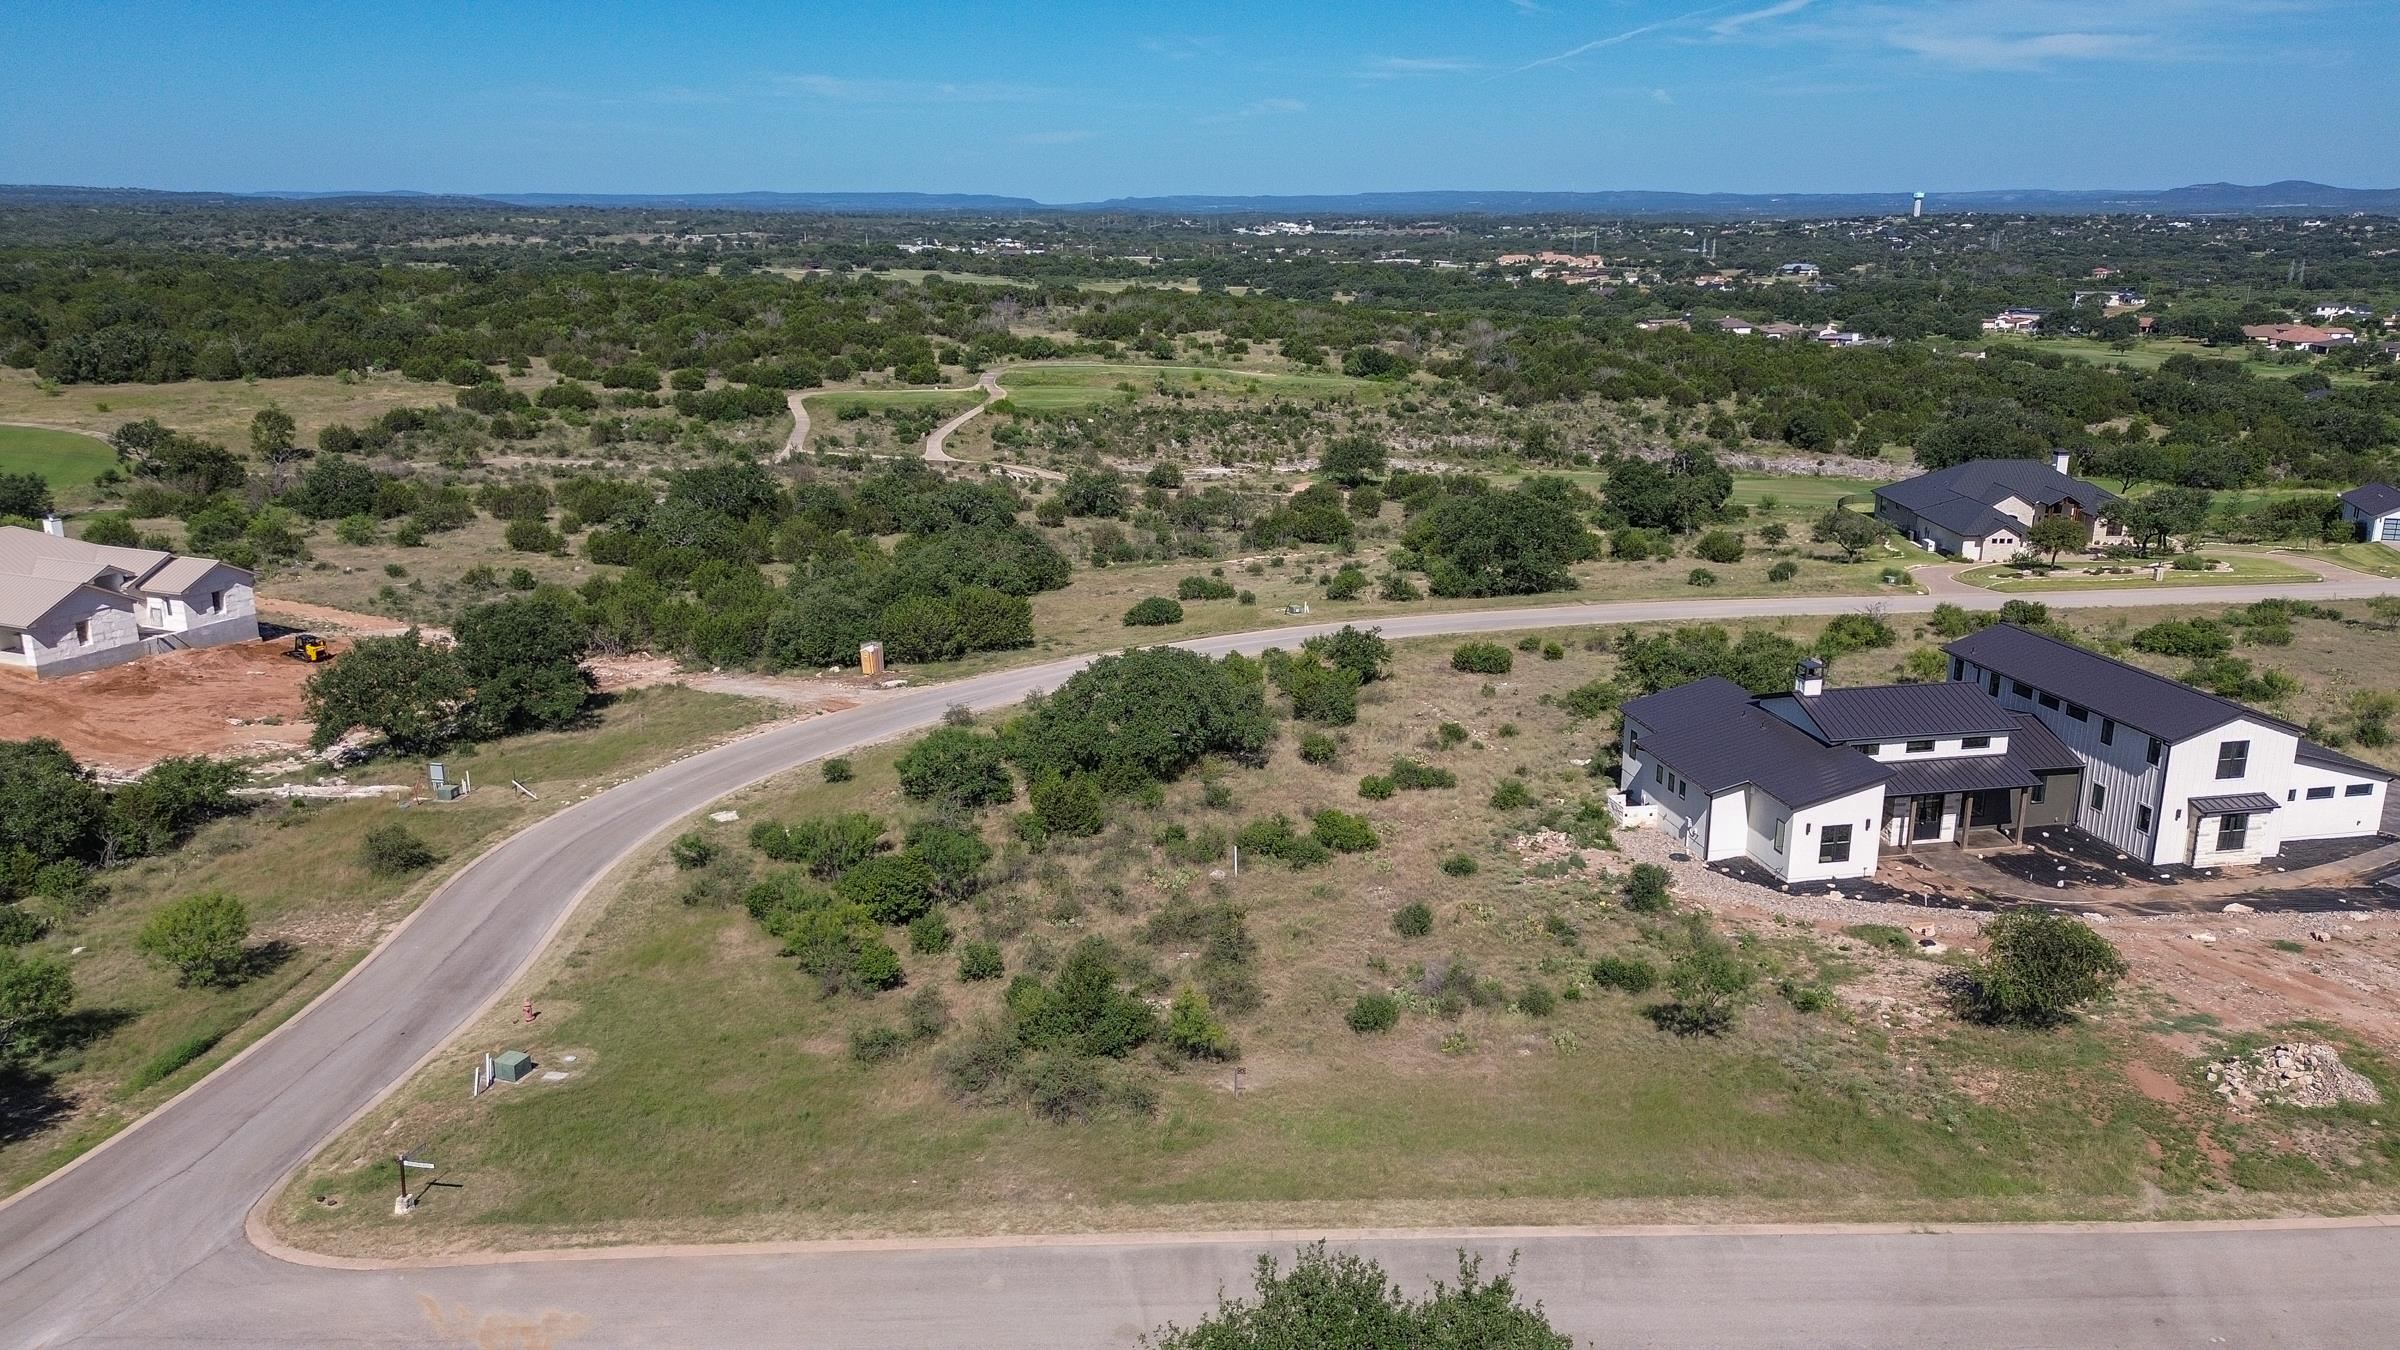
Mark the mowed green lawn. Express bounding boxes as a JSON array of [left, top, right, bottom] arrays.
[[1960, 553, 2318, 592], [0, 424, 115, 495]]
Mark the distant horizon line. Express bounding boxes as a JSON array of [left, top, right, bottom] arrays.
[[5, 178, 2397, 218]]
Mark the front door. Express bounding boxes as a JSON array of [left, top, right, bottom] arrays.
[[1912, 796, 1945, 844]]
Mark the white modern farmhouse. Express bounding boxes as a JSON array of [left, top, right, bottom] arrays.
[[2340, 483, 2400, 547], [0, 519, 257, 678], [1617, 624, 2390, 883]]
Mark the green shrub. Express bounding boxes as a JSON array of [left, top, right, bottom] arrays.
[[1387, 757, 1456, 790], [835, 853, 940, 924], [1780, 979, 1831, 1013], [958, 939, 1005, 981], [1298, 731, 1340, 765], [894, 727, 1012, 809], [1843, 923, 1915, 954], [1558, 679, 1621, 719], [668, 832, 717, 871], [849, 1026, 908, 1064], [1451, 641, 1514, 675], [751, 812, 886, 877], [1029, 772, 1106, 838], [1123, 596, 1185, 626], [1686, 567, 1719, 587], [1324, 566, 1368, 600], [850, 940, 905, 990], [123, 1027, 227, 1094], [1436, 721, 1469, 747], [358, 822, 438, 876], [1165, 987, 1238, 1060], [1541, 641, 1564, 661], [1516, 983, 1557, 1017], [1766, 560, 1799, 583], [136, 891, 250, 988], [1648, 935, 1754, 1037], [1960, 911, 2127, 1027], [1347, 992, 1401, 1033], [1488, 779, 1533, 811], [0, 906, 44, 947], [1310, 808, 1380, 853], [1177, 575, 1237, 601], [1439, 853, 1479, 877], [821, 756, 855, 783], [1693, 531, 1746, 564], [908, 910, 954, 954], [1393, 902, 1434, 938], [1588, 955, 1657, 993], [1236, 815, 1333, 867], [1624, 862, 1672, 913], [1357, 775, 1395, 799]]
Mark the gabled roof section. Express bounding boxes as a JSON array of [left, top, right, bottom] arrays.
[[0, 576, 127, 630], [1784, 682, 2024, 742], [2005, 712, 2085, 774], [2296, 740, 2397, 782], [1874, 458, 2116, 535], [0, 524, 172, 584], [143, 555, 246, 595], [1943, 623, 2303, 741], [1624, 676, 1893, 809], [2341, 483, 2400, 517]]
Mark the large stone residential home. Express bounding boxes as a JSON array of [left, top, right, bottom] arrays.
[[0, 519, 257, 678], [1871, 453, 2127, 562], [1616, 625, 2391, 883]]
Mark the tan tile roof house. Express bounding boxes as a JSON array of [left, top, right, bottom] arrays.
[[0, 520, 258, 679]]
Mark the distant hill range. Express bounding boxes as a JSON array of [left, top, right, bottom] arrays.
[[5, 180, 2397, 218]]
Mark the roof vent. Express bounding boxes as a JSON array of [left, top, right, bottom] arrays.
[[2051, 449, 2072, 475], [1795, 657, 1826, 697], [40, 514, 65, 537]]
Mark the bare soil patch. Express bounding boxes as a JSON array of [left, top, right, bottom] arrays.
[[0, 637, 314, 773]]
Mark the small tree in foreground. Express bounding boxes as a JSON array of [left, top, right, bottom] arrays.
[[136, 891, 251, 988], [1961, 910, 2127, 1027], [1141, 1243, 1571, 1350], [360, 822, 439, 876]]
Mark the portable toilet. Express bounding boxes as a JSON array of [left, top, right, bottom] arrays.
[[859, 641, 886, 676], [492, 1050, 534, 1083]]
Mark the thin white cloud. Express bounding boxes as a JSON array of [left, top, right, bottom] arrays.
[[1198, 96, 1308, 125], [1888, 28, 2151, 69], [1710, 0, 1814, 37], [1652, 87, 1676, 104], [774, 74, 1047, 104], [1515, 2, 1740, 72], [1363, 56, 1483, 76]]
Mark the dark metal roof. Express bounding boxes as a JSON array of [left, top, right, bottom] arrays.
[[1883, 755, 2040, 797], [2006, 712, 2086, 774], [2296, 739, 2398, 781], [1874, 458, 2115, 538], [1623, 676, 1893, 810], [1944, 623, 2303, 741], [2190, 792, 2281, 815], [2341, 483, 2400, 517], [1787, 682, 2026, 742]]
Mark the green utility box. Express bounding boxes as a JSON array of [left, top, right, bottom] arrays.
[[493, 1050, 534, 1083]]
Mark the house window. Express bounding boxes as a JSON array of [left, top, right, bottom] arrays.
[[2066, 704, 2089, 722], [1987, 673, 2001, 697], [2030, 780, 2046, 804], [2135, 804, 2152, 833], [2383, 518, 2400, 542], [2216, 741, 2249, 780], [2306, 786, 2336, 800], [208, 589, 223, 614], [2089, 783, 2107, 811], [1904, 739, 1934, 754], [2099, 718, 2116, 745], [2216, 814, 2250, 852], [1962, 735, 1991, 750], [2147, 737, 2162, 766], [2038, 693, 2061, 710], [1772, 817, 1788, 853], [1949, 658, 1964, 681], [2347, 784, 2375, 797], [1859, 743, 1879, 756], [1818, 824, 1853, 864], [74, 620, 89, 644], [2012, 681, 2033, 699]]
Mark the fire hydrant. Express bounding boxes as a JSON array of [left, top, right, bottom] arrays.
[[521, 999, 538, 1024]]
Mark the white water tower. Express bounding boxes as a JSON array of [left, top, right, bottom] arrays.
[[1912, 192, 1925, 218]]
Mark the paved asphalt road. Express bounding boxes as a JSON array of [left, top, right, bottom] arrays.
[[7, 577, 2400, 1349]]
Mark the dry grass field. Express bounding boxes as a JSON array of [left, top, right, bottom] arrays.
[[273, 606, 2400, 1257]]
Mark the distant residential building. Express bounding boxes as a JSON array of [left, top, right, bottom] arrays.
[[2241, 323, 2357, 352], [2312, 303, 2373, 319], [1775, 261, 1821, 277], [2071, 289, 2146, 309], [1635, 316, 1691, 332], [2340, 483, 2400, 547], [1872, 454, 2124, 562], [1756, 321, 1808, 340], [2089, 265, 2119, 278], [1715, 316, 1756, 335], [1981, 308, 2046, 334]]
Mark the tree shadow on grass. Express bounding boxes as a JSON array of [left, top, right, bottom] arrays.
[[244, 939, 298, 983], [0, 1066, 73, 1148]]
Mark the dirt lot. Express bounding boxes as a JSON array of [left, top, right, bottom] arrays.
[[0, 638, 315, 773]]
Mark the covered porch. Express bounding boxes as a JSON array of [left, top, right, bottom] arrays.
[[1884, 786, 2027, 851]]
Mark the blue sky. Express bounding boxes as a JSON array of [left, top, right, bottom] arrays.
[[2, 1, 2392, 199]]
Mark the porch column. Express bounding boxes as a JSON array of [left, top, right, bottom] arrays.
[[2010, 787, 2027, 841]]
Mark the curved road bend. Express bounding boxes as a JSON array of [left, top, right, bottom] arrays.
[[7, 579, 2400, 1348]]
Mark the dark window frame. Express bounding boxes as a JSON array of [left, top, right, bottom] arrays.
[[2100, 718, 2116, 745], [2306, 786, 2337, 800], [1962, 735, 1992, 750], [2347, 784, 2376, 798], [2216, 740, 2250, 781], [1818, 823, 1853, 865], [2135, 804, 2152, 833], [2216, 813, 2250, 852], [1904, 738, 1935, 754], [2089, 782, 2107, 811], [2037, 693, 2062, 710]]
